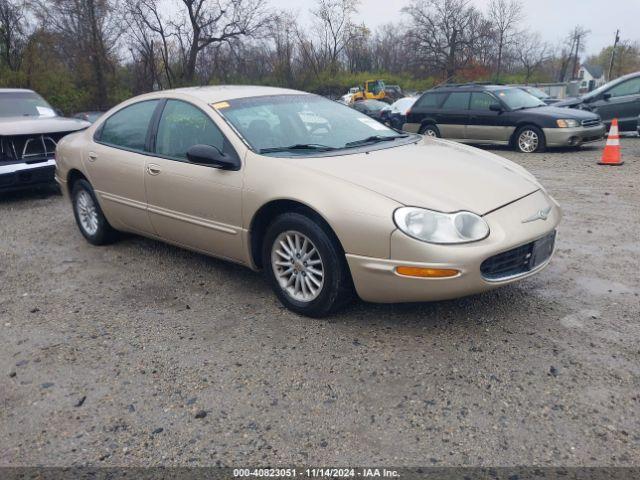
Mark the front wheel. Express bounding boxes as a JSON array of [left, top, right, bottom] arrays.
[[420, 124, 440, 138], [262, 212, 353, 317], [71, 179, 118, 245], [515, 126, 546, 153]]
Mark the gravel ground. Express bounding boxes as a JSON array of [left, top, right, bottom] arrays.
[[1, 138, 639, 467]]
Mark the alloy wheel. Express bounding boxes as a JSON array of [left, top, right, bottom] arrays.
[[518, 130, 539, 153], [271, 230, 324, 302], [76, 190, 99, 236]]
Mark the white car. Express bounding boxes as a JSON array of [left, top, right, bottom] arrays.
[[0, 89, 90, 191], [384, 97, 418, 129]]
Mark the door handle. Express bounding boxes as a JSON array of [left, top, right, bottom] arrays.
[[146, 164, 161, 176], [87, 152, 98, 162]]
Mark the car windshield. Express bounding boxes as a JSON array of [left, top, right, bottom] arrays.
[[0, 91, 57, 118], [524, 87, 549, 99], [495, 88, 545, 110], [215, 94, 405, 155]]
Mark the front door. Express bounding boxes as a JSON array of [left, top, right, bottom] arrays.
[[85, 99, 161, 234], [593, 76, 640, 131], [466, 92, 514, 143], [144, 99, 245, 262], [437, 92, 471, 140]]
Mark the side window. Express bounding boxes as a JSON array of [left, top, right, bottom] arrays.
[[442, 92, 471, 110], [608, 77, 640, 97], [415, 92, 447, 109], [99, 100, 159, 151], [470, 93, 497, 110], [155, 100, 231, 160]]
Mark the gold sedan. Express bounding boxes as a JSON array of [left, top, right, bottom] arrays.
[[55, 86, 561, 317]]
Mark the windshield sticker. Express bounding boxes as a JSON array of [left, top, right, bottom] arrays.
[[358, 117, 387, 131], [36, 106, 56, 117], [211, 101, 230, 110]]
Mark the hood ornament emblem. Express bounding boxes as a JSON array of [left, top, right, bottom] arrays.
[[522, 206, 552, 223]]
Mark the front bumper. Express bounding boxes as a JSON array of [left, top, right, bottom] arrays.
[[0, 159, 56, 191], [346, 190, 561, 303], [542, 125, 605, 147]]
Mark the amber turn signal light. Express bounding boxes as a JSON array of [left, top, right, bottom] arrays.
[[396, 266, 460, 278]]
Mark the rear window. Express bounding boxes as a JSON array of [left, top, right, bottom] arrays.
[[415, 92, 447, 109], [99, 100, 159, 152], [442, 92, 471, 110]]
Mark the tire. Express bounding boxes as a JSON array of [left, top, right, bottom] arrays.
[[71, 179, 118, 245], [514, 125, 546, 153], [262, 212, 353, 318], [420, 124, 440, 138]]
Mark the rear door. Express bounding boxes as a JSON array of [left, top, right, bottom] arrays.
[[593, 76, 640, 131], [144, 99, 245, 262], [466, 92, 514, 143], [87, 99, 160, 234], [437, 92, 471, 140]]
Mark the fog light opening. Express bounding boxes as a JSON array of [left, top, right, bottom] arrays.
[[396, 266, 460, 278]]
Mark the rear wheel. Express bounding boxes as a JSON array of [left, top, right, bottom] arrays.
[[420, 124, 440, 138], [71, 179, 118, 245], [262, 212, 352, 317], [515, 125, 546, 153]]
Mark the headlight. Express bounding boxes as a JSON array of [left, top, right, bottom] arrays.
[[556, 119, 580, 128], [393, 207, 490, 244]]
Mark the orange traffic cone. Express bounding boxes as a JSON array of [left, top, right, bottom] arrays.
[[599, 118, 624, 166]]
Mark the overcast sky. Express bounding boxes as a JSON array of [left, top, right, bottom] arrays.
[[271, 0, 640, 56]]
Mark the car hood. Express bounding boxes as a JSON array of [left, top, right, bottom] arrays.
[[0, 116, 90, 136], [520, 105, 599, 120], [293, 138, 540, 215], [553, 97, 584, 108]]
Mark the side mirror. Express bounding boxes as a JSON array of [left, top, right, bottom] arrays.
[[489, 103, 503, 112], [602, 92, 612, 101], [186, 144, 240, 171]]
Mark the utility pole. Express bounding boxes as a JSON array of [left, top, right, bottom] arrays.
[[571, 33, 581, 80], [608, 29, 620, 80]]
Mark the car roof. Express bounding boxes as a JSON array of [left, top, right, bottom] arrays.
[[132, 85, 305, 104], [0, 88, 36, 93], [431, 83, 508, 92]]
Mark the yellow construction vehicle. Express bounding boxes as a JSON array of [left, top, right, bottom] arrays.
[[351, 80, 387, 103]]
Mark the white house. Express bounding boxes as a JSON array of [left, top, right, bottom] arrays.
[[578, 64, 606, 93]]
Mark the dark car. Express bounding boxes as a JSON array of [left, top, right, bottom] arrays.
[[403, 84, 605, 153], [1, 88, 89, 191], [515, 86, 562, 105], [352, 99, 389, 122], [555, 71, 640, 132], [384, 85, 404, 103]]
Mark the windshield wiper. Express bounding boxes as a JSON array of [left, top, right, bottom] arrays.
[[344, 134, 408, 148], [259, 143, 337, 154]]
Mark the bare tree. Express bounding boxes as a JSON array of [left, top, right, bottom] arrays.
[[178, 0, 271, 83], [0, 0, 28, 70], [344, 23, 371, 73], [31, 0, 122, 108], [403, 0, 488, 80], [371, 23, 408, 74], [488, 0, 522, 82], [515, 31, 549, 82], [125, 0, 177, 89], [269, 10, 297, 85], [558, 26, 589, 81]]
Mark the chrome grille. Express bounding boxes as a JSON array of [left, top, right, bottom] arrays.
[[480, 231, 556, 281], [582, 119, 601, 128]]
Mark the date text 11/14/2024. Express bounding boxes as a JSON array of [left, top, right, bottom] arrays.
[[233, 468, 400, 478]]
